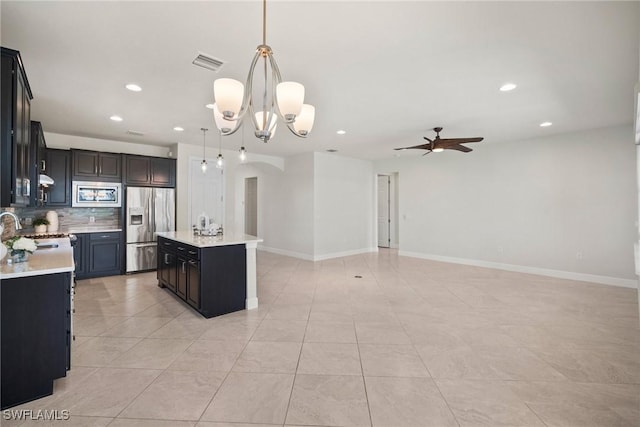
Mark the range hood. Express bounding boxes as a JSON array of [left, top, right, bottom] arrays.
[[39, 174, 55, 186]]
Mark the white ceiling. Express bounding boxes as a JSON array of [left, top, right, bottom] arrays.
[[1, 1, 638, 160]]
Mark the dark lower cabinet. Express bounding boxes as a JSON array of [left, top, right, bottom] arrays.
[[74, 232, 122, 279], [1, 272, 71, 409], [157, 236, 245, 318], [72, 233, 86, 278]]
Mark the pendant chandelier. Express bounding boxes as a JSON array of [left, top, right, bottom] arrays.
[[212, 0, 315, 143]]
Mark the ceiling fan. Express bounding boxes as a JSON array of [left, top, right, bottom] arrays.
[[395, 127, 484, 154]]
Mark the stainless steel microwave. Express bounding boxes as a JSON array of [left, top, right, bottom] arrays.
[[72, 181, 122, 207]]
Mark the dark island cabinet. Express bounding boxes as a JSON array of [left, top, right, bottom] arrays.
[[1, 272, 71, 409], [158, 243, 177, 293], [44, 149, 72, 206], [124, 154, 176, 188], [1, 47, 33, 207], [74, 232, 122, 279], [157, 236, 245, 318], [72, 150, 121, 182]]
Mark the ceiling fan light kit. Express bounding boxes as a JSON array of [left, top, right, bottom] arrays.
[[212, 0, 315, 142], [395, 127, 484, 155]]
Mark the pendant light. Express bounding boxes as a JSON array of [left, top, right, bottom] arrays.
[[212, 0, 315, 142], [239, 124, 247, 162], [216, 131, 224, 169], [200, 128, 208, 173]]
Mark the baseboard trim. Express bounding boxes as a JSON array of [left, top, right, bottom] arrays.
[[258, 245, 378, 262], [398, 251, 637, 289], [313, 247, 378, 261], [258, 245, 315, 261]]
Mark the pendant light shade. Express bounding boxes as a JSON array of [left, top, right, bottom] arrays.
[[213, 103, 238, 134], [292, 104, 315, 136], [254, 111, 277, 139], [276, 82, 304, 121], [214, 78, 244, 118], [239, 146, 247, 162]]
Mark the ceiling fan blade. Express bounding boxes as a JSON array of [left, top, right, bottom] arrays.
[[423, 137, 433, 142], [437, 137, 484, 144], [422, 150, 432, 156], [394, 143, 432, 151], [443, 144, 473, 153]]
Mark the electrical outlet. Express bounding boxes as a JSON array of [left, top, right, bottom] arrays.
[[24, 217, 33, 226], [89, 216, 95, 223]]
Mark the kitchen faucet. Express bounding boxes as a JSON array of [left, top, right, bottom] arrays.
[[0, 211, 23, 230]]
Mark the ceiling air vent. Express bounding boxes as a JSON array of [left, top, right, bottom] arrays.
[[192, 52, 225, 72], [127, 130, 145, 136]]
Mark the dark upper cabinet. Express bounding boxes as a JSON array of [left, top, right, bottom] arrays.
[[1, 47, 33, 207], [29, 121, 46, 206], [72, 150, 121, 182], [124, 154, 175, 187], [45, 149, 71, 206]]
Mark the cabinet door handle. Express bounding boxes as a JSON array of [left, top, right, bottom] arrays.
[[41, 160, 46, 171], [181, 261, 186, 273], [188, 260, 198, 266], [188, 250, 197, 256], [164, 253, 169, 264]]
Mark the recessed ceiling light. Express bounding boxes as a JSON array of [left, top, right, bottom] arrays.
[[540, 121, 553, 127], [173, 126, 184, 132], [499, 83, 517, 92], [125, 83, 142, 92], [205, 104, 215, 109], [336, 130, 346, 135], [110, 115, 123, 122]]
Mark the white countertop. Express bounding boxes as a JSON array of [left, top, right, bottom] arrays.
[[156, 231, 263, 248], [1, 237, 75, 279]]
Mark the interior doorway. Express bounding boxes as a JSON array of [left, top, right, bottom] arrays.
[[377, 173, 399, 248], [378, 175, 391, 247], [244, 177, 258, 236]]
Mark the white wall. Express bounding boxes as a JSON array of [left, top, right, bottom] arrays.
[[174, 141, 284, 233], [375, 125, 637, 286], [44, 132, 170, 157], [314, 152, 376, 259]]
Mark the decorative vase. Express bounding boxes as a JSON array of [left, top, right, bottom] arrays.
[[34, 224, 47, 233], [9, 251, 29, 263]]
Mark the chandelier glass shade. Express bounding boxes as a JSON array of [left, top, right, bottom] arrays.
[[212, 0, 315, 142]]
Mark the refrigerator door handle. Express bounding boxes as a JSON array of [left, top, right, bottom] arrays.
[[149, 190, 155, 238]]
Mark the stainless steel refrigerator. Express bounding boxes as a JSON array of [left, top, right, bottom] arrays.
[[126, 187, 175, 272]]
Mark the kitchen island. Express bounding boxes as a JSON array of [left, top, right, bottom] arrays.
[[156, 231, 262, 318], [0, 238, 74, 409]]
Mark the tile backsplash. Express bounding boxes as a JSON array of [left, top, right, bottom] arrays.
[[1, 207, 120, 239]]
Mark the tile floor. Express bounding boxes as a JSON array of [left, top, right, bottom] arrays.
[[5, 249, 640, 426]]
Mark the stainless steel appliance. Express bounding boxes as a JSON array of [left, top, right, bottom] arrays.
[[126, 187, 175, 272], [72, 181, 122, 207]]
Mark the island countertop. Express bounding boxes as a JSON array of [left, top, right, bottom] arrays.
[[1, 237, 74, 280], [156, 231, 262, 248]]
